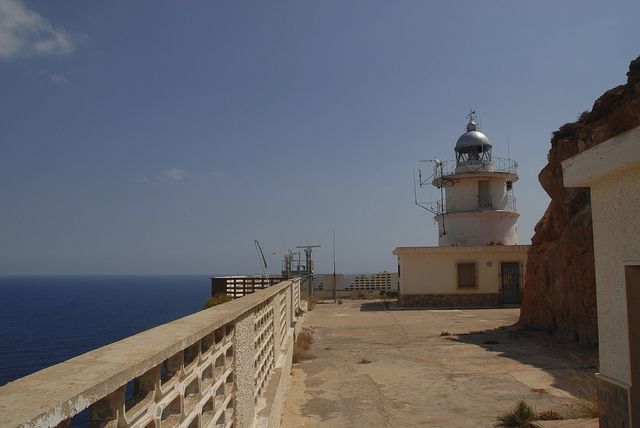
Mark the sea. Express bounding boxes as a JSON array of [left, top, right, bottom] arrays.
[[0, 275, 213, 387]]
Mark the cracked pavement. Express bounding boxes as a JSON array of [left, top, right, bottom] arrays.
[[282, 300, 598, 427]]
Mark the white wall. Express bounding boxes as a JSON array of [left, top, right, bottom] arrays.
[[562, 125, 640, 386], [490, 178, 510, 209], [397, 247, 528, 295], [590, 167, 640, 384], [436, 211, 519, 246], [444, 175, 512, 212]]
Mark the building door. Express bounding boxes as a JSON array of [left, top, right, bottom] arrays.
[[478, 181, 491, 208], [626, 265, 640, 426], [501, 262, 521, 305]]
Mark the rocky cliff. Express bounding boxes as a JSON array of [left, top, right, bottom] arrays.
[[519, 55, 640, 344]]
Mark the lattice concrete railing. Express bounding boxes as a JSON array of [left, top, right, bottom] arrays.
[[0, 278, 302, 428]]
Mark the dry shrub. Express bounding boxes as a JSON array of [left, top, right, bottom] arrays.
[[571, 396, 602, 418], [567, 373, 602, 418], [202, 293, 232, 309], [297, 328, 313, 350], [292, 327, 314, 363], [537, 409, 563, 421], [300, 290, 318, 311], [358, 358, 372, 364]]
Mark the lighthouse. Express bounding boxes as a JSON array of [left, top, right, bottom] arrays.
[[432, 112, 519, 246], [395, 111, 529, 308]]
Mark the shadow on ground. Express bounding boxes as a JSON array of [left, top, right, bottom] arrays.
[[452, 325, 599, 399], [358, 301, 600, 400], [359, 301, 392, 311]]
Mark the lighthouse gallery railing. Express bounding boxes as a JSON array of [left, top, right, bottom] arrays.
[[434, 157, 518, 179], [422, 193, 517, 216]]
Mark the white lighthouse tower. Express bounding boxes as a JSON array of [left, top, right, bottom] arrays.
[[396, 111, 529, 307], [429, 112, 519, 246]]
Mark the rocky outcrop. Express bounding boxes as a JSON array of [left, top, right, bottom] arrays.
[[519, 55, 640, 343]]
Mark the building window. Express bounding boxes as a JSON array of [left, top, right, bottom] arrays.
[[457, 263, 476, 288]]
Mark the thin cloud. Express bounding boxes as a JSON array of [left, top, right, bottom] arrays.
[[210, 170, 224, 177], [164, 168, 188, 181], [50, 74, 70, 86], [0, 0, 77, 60]]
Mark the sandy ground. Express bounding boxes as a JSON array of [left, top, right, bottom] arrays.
[[282, 300, 599, 428]]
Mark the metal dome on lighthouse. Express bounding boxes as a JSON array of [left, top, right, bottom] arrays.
[[416, 111, 520, 247], [454, 111, 493, 170]]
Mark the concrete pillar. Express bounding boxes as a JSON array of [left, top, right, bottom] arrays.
[[287, 284, 293, 328], [232, 311, 256, 427], [272, 294, 283, 360]]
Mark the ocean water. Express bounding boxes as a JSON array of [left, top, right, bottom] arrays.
[[0, 275, 212, 387]]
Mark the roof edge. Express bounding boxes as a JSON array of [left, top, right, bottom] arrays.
[[393, 245, 531, 255]]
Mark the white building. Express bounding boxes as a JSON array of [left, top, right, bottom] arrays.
[[314, 272, 399, 299], [563, 125, 640, 427], [395, 113, 530, 307]]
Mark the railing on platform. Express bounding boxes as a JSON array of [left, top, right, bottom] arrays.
[[420, 193, 518, 216], [0, 278, 302, 428], [433, 157, 518, 179]]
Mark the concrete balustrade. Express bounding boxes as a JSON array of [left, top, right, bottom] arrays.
[[0, 278, 302, 428]]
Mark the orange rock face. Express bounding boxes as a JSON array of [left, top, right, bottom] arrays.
[[519, 56, 640, 343]]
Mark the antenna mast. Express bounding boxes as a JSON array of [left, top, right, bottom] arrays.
[[332, 228, 337, 303], [296, 245, 321, 298]]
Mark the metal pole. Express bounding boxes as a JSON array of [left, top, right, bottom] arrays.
[[439, 163, 447, 236], [306, 248, 313, 298], [333, 228, 337, 303]]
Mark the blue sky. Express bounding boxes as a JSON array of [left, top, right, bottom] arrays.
[[1, 0, 638, 275]]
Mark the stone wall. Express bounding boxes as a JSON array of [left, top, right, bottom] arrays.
[[519, 55, 640, 343], [400, 293, 501, 308], [596, 375, 630, 428]]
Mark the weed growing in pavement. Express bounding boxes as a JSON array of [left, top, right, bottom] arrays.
[[497, 400, 535, 427]]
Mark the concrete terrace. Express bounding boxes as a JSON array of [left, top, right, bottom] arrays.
[[283, 300, 599, 428]]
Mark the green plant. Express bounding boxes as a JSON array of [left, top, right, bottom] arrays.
[[578, 110, 590, 122], [551, 121, 581, 143], [202, 293, 232, 309], [497, 400, 535, 427]]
